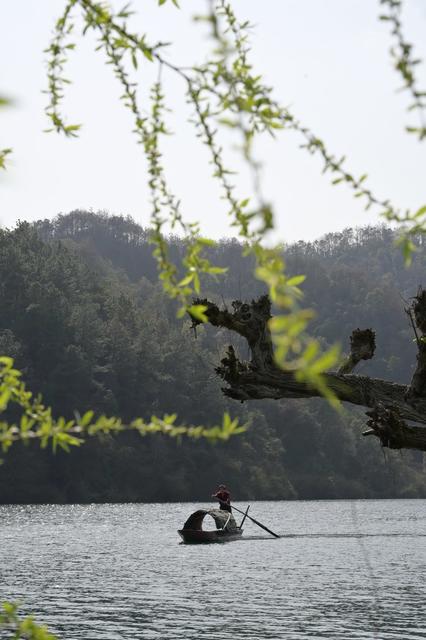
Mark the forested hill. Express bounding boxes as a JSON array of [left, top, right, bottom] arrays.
[[1, 210, 425, 503]]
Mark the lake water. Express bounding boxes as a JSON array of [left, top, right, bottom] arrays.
[[1, 500, 425, 639]]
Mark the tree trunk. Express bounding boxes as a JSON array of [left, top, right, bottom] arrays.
[[190, 292, 426, 452]]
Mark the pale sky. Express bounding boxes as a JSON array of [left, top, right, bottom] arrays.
[[1, 0, 425, 242]]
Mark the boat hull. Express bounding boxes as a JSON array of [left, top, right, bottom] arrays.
[[178, 528, 243, 544]]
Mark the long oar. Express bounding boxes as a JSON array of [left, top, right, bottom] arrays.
[[218, 499, 280, 538]]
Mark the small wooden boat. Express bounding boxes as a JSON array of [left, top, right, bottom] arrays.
[[178, 508, 244, 544]]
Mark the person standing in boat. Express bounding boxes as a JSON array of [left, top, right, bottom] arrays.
[[212, 484, 232, 512]]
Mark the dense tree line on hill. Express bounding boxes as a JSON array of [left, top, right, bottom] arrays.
[[0, 211, 425, 503]]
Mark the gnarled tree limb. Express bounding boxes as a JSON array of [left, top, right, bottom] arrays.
[[407, 288, 426, 401], [337, 329, 376, 374], [190, 291, 426, 452]]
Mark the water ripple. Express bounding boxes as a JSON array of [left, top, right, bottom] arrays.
[[1, 500, 425, 639]]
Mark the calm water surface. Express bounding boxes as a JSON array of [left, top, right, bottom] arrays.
[[1, 500, 425, 639]]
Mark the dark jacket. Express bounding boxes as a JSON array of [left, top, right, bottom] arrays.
[[213, 489, 231, 511]]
